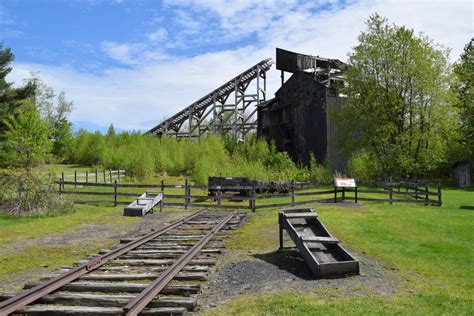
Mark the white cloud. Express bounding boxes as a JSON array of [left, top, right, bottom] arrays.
[[146, 27, 168, 42], [8, 0, 474, 132], [0, 7, 14, 25], [101, 41, 137, 65]]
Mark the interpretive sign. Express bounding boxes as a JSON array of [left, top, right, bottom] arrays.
[[334, 178, 356, 187]]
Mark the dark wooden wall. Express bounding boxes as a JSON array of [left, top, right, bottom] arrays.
[[258, 72, 347, 172]]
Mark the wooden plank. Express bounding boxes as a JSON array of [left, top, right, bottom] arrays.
[[17, 305, 186, 315], [1, 292, 196, 310], [283, 212, 318, 219], [75, 258, 216, 266], [24, 282, 200, 295], [78, 272, 207, 281], [301, 236, 339, 244]]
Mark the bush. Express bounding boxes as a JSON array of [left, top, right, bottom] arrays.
[[309, 154, 332, 183], [0, 168, 73, 217], [67, 130, 310, 184], [347, 150, 381, 181]]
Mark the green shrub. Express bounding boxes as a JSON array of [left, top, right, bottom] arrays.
[[347, 150, 381, 181], [309, 154, 332, 182], [67, 130, 310, 184], [0, 168, 73, 217]]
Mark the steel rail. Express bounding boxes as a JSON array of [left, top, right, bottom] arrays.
[[0, 209, 208, 315], [123, 211, 236, 316]]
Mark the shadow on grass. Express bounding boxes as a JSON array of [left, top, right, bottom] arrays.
[[252, 249, 316, 280], [460, 206, 474, 210]]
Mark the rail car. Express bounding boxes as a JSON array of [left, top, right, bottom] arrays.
[[208, 176, 291, 197]]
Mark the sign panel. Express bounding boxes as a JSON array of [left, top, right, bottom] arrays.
[[334, 178, 356, 187]]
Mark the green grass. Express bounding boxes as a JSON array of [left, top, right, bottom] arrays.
[[207, 291, 472, 316], [0, 204, 139, 247], [0, 243, 114, 286], [0, 204, 141, 285], [213, 188, 474, 315]]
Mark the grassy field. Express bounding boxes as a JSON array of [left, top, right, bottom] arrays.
[[0, 165, 472, 314], [213, 188, 474, 315]]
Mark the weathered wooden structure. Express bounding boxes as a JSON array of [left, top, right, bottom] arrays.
[[257, 48, 348, 172], [208, 176, 290, 196], [146, 59, 273, 140], [453, 160, 471, 188], [279, 208, 359, 277], [123, 191, 163, 216]]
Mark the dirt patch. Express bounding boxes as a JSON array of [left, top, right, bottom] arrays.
[[198, 248, 407, 311]]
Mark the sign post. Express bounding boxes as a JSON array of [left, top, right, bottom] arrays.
[[334, 178, 357, 203]]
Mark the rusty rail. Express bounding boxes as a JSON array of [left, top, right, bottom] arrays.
[[0, 209, 207, 315], [123, 211, 236, 315]]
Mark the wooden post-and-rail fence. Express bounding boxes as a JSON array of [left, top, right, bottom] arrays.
[[59, 169, 126, 187], [57, 178, 442, 211]]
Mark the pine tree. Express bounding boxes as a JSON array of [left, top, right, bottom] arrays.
[[0, 43, 35, 136]]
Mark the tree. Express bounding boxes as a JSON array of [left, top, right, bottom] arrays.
[[338, 14, 456, 178], [3, 110, 52, 169], [27, 72, 74, 159], [0, 43, 35, 137], [452, 38, 474, 163]]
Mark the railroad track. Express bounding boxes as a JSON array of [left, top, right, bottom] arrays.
[[0, 209, 244, 315]]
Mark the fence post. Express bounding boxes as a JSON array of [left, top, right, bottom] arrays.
[[217, 190, 221, 208], [74, 170, 77, 188], [160, 193, 163, 212], [278, 212, 283, 250], [437, 180, 442, 206], [342, 187, 346, 202], [86, 171, 88, 183], [389, 177, 393, 205], [355, 186, 358, 203], [184, 179, 189, 209], [103, 170, 106, 183], [61, 172, 65, 192], [59, 176, 63, 195], [118, 170, 121, 182], [113, 180, 118, 207], [334, 186, 337, 203], [109, 170, 112, 183], [425, 184, 429, 205], [291, 180, 295, 206], [161, 189, 165, 210], [252, 188, 256, 212]]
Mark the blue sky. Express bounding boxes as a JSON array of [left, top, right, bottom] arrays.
[[2, 0, 473, 132]]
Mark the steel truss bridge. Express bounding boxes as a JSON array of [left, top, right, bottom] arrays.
[[146, 59, 273, 140]]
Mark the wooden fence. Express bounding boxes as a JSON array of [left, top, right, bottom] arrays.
[[58, 178, 442, 210], [59, 169, 126, 185]]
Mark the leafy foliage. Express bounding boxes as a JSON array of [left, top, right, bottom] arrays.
[[27, 73, 74, 160], [451, 38, 474, 164], [67, 131, 314, 184], [3, 110, 52, 168], [346, 149, 381, 181], [308, 154, 332, 182], [338, 14, 456, 178], [0, 168, 73, 217], [0, 43, 35, 139]]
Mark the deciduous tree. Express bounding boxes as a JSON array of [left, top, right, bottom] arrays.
[[452, 38, 473, 163], [338, 14, 456, 178]]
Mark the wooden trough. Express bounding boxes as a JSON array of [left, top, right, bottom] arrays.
[[123, 191, 163, 217], [279, 208, 359, 277]]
